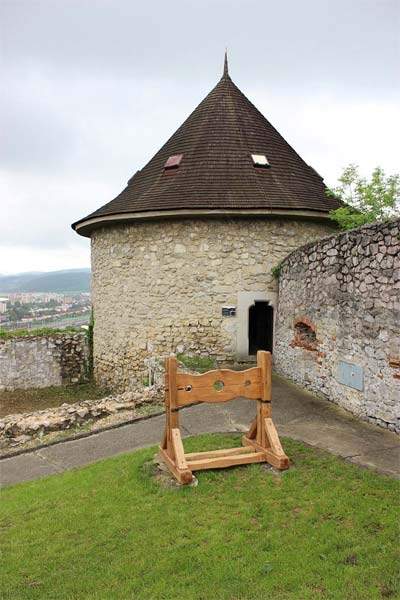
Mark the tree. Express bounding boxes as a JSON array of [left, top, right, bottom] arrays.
[[327, 165, 400, 230]]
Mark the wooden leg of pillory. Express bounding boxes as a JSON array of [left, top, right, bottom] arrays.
[[159, 446, 193, 484], [242, 417, 289, 470], [241, 351, 289, 470], [159, 419, 193, 484], [158, 356, 193, 484]]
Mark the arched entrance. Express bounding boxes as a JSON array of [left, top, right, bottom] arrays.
[[248, 301, 273, 355]]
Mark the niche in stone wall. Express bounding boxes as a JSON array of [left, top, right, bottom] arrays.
[[292, 317, 318, 351]]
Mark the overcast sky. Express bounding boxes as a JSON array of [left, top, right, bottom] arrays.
[[1, 0, 399, 274]]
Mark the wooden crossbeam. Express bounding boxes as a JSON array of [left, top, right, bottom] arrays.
[[158, 350, 289, 484], [185, 446, 254, 461], [187, 451, 266, 471]]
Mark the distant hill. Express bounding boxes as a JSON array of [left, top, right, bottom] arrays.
[[0, 269, 91, 293]]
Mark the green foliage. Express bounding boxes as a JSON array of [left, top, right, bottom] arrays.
[[1, 434, 399, 599], [327, 164, 400, 230], [0, 327, 80, 340], [271, 262, 283, 280], [85, 309, 94, 380], [177, 353, 215, 373], [6, 300, 27, 322]]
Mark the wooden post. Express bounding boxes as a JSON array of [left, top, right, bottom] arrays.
[[165, 356, 179, 457], [159, 356, 193, 484], [168, 356, 179, 424], [256, 351, 271, 447]]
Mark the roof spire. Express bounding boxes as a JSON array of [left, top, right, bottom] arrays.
[[223, 48, 229, 79]]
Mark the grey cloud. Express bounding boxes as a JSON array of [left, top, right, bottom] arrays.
[[1, 76, 77, 170], [0, 0, 398, 273], [1, 0, 398, 89]]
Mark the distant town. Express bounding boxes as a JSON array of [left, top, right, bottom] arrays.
[[0, 292, 91, 330], [0, 269, 91, 331]]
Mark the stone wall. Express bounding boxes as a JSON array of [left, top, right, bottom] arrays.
[[0, 332, 89, 391], [274, 219, 400, 432], [91, 217, 334, 390]]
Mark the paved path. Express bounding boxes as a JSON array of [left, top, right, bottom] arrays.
[[1, 375, 399, 487]]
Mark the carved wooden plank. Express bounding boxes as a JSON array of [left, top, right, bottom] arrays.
[[176, 367, 261, 406], [187, 451, 266, 471], [177, 367, 260, 389], [176, 383, 262, 405]]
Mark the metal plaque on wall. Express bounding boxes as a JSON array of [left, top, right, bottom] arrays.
[[222, 306, 236, 317], [337, 361, 364, 391]]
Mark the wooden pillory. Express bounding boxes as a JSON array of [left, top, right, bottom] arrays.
[[159, 350, 289, 484]]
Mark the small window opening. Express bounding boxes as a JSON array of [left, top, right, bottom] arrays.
[[248, 301, 273, 355], [293, 319, 317, 351], [251, 154, 270, 168], [164, 154, 183, 171]]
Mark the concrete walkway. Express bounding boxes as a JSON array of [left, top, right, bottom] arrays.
[[1, 375, 399, 487]]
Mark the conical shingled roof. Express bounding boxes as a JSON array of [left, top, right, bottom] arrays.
[[73, 57, 340, 236]]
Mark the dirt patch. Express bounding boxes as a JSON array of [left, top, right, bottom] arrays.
[[145, 455, 198, 488], [0, 384, 108, 418]]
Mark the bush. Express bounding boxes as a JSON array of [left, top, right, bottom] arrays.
[[0, 327, 80, 340], [177, 353, 215, 373], [271, 262, 282, 280]]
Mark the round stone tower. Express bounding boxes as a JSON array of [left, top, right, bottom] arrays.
[[72, 55, 339, 390]]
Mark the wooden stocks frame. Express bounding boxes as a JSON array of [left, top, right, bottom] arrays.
[[159, 350, 289, 484]]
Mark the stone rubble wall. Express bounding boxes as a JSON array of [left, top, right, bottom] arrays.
[[0, 386, 161, 449], [274, 219, 400, 433], [0, 332, 89, 391], [91, 218, 334, 390]]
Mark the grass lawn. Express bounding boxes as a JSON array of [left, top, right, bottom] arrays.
[[0, 383, 108, 417], [1, 434, 399, 600]]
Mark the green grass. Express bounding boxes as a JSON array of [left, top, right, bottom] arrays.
[[177, 353, 216, 373], [0, 383, 108, 417], [0, 326, 80, 339], [1, 434, 399, 600]]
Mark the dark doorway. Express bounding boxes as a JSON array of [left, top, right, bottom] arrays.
[[248, 301, 273, 355]]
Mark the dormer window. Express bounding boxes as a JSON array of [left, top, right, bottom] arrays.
[[164, 154, 183, 171], [251, 154, 270, 168]]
